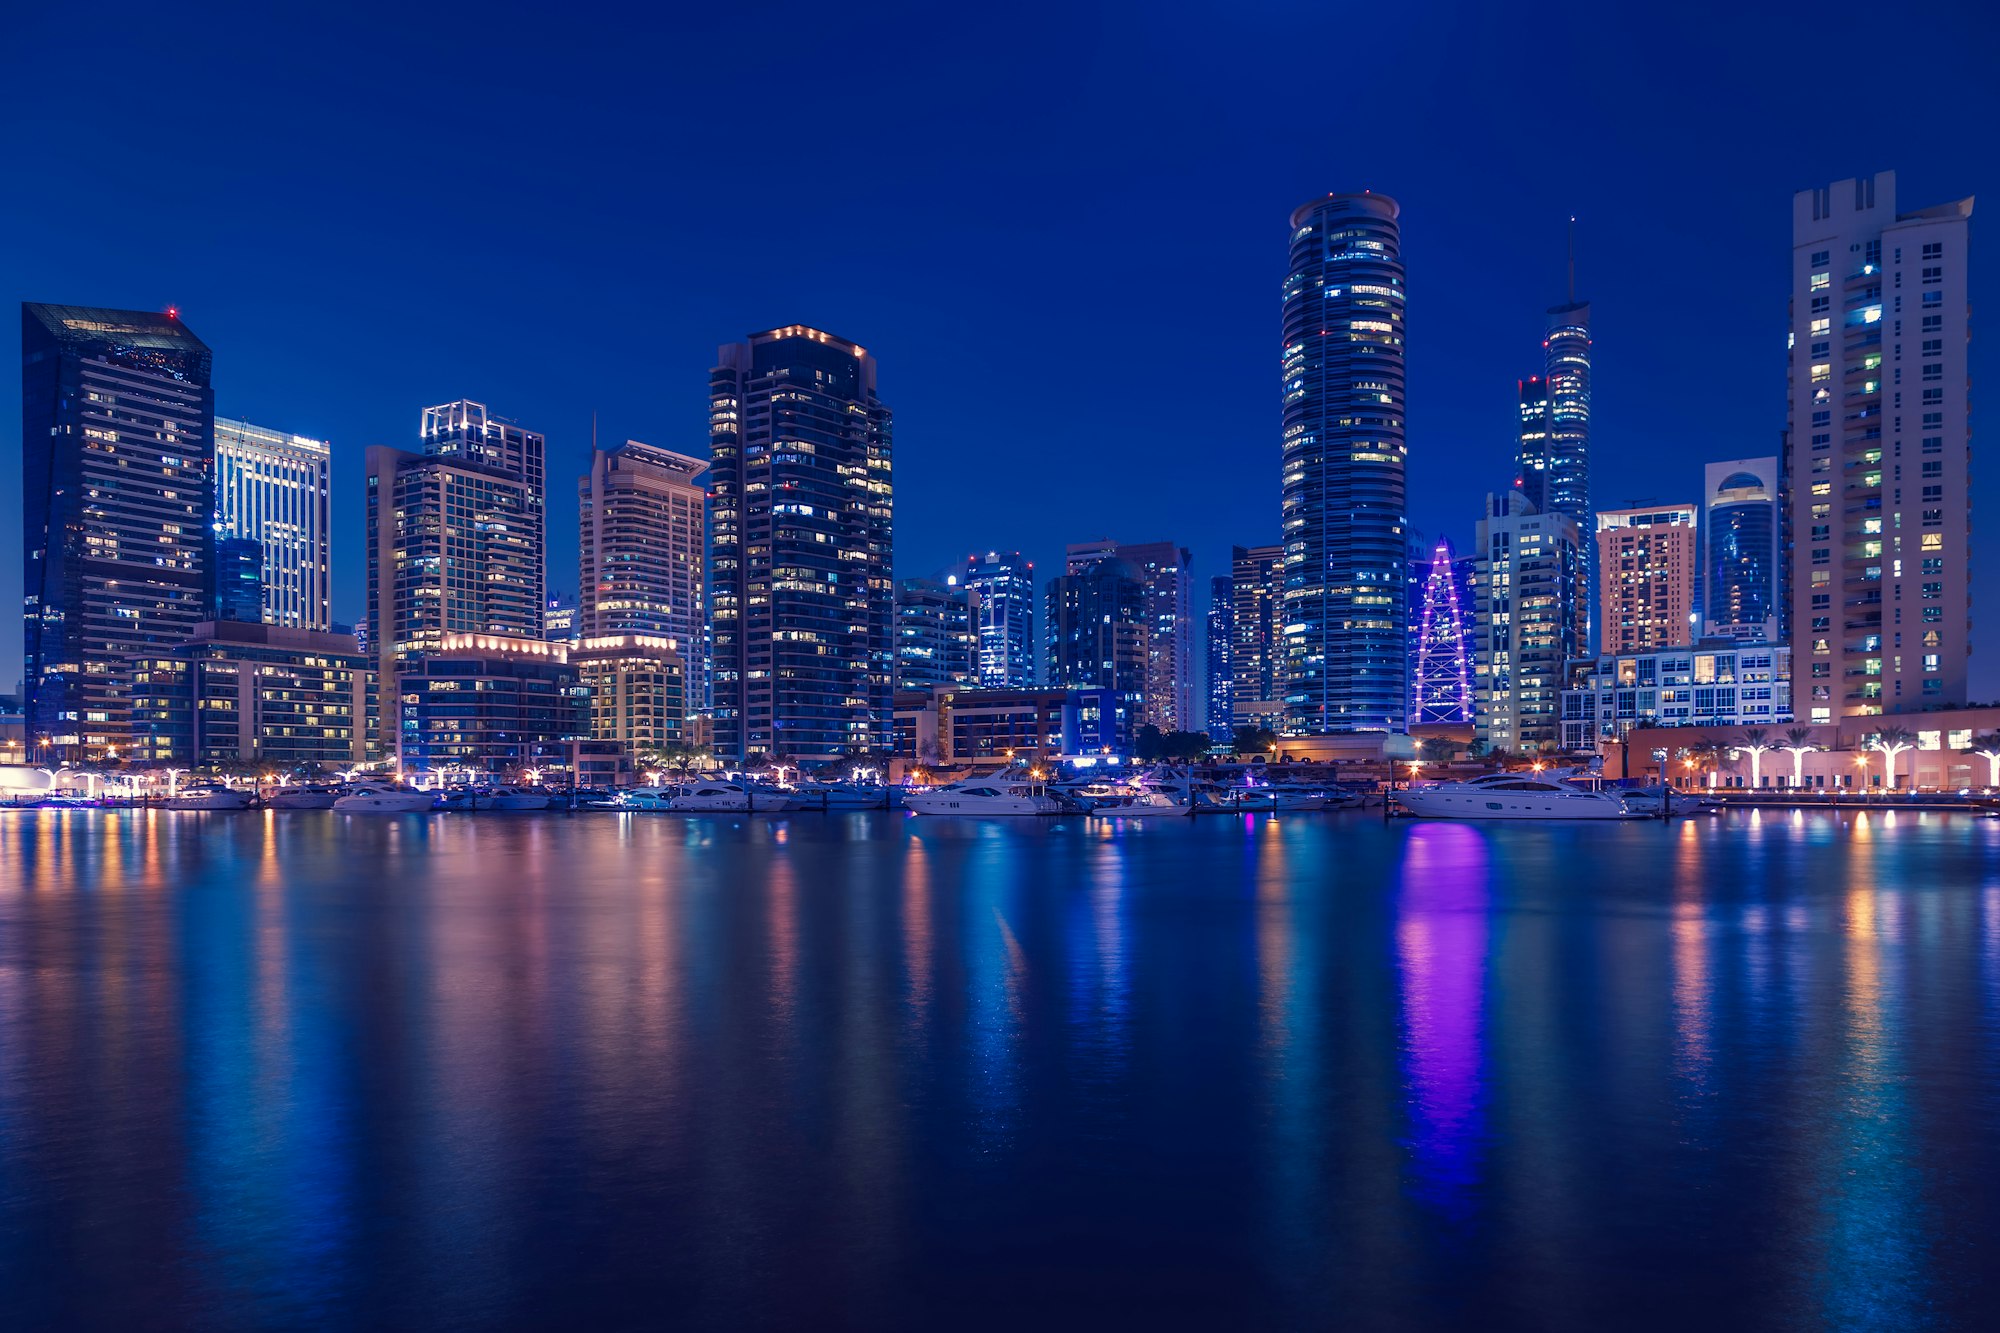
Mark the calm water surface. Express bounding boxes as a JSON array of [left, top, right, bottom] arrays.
[[3, 807, 1999, 1330]]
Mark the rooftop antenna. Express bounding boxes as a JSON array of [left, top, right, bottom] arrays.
[[1567, 216, 1577, 303]]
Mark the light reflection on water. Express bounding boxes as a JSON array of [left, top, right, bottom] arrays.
[[2, 808, 1998, 1330]]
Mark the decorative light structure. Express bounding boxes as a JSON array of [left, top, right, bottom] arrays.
[[1413, 537, 1473, 725]]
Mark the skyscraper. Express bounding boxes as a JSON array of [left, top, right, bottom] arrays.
[[894, 576, 975, 689], [1206, 575, 1233, 737], [1409, 536, 1476, 727], [1596, 503, 1699, 655], [1229, 543, 1284, 732], [1788, 171, 1971, 718], [1514, 244, 1595, 654], [1474, 492, 1583, 754], [709, 326, 893, 763], [1045, 557, 1147, 750], [1065, 538, 1194, 731], [21, 303, 215, 758], [1702, 458, 1781, 642], [962, 550, 1036, 687], [579, 440, 708, 645], [365, 400, 546, 752], [1280, 192, 1407, 734], [1514, 375, 1550, 508], [212, 418, 332, 630]]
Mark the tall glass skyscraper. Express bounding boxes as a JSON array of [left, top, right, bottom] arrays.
[[1701, 457, 1780, 643], [962, 550, 1036, 687], [21, 303, 216, 759], [1045, 557, 1147, 751], [1206, 575, 1233, 737], [1280, 193, 1407, 734], [1229, 543, 1283, 732], [578, 439, 707, 647], [213, 418, 332, 630], [1064, 538, 1195, 731], [709, 326, 894, 763]]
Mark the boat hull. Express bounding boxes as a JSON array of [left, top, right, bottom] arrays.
[[1398, 790, 1642, 820], [333, 794, 436, 814]]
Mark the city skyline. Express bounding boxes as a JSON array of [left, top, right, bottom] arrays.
[[5, 7, 1995, 702]]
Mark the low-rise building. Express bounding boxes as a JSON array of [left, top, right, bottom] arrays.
[[127, 621, 375, 768], [1560, 641, 1792, 756], [1621, 703, 2000, 791], [892, 685, 1119, 767], [396, 634, 586, 777]]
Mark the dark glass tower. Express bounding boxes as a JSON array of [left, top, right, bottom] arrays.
[[1045, 557, 1147, 751], [709, 326, 893, 764], [1280, 193, 1408, 733], [1514, 374, 1550, 509], [21, 303, 215, 760]]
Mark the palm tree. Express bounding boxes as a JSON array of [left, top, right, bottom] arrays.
[[1781, 726, 1819, 788], [1966, 731, 2000, 791], [1737, 727, 1773, 788], [1417, 736, 1456, 765], [1678, 740, 1724, 790], [1868, 725, 1917, 791]]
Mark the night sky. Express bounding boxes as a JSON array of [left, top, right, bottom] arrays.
[[6, 1, 1997, 695]]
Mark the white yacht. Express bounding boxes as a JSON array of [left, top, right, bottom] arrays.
[[161, 783, 255, 811], [1617, 786, 1718, 817], [266, 784, 340, 810], [333, 782, 437, 814], [1397, 772, 1644, 821], [669, 781, 756, 813], [1088, 787, 1195, 819], [487, 786, 553, 812], [789, 781, 896, 810], [1221, 784, 1329, 812], [614, 788, 679, 812], [903, 780, 1066, 817]]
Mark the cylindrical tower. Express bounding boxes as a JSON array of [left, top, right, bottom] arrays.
[[1279, 191, 1407, 734]]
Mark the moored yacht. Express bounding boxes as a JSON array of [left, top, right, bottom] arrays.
[[1088, 787, 1196, 819], [614, 787, 679, 812], [903, 779, 1067, 817], [1397, 771, 1644, 821], [266, 783, 340, 810], [487, 786, 553, 812], [333, 781, 437, 814], [161, 783, 255, 811], [669, 781, 756, 813]]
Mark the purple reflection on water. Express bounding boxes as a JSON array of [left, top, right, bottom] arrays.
[[1395, 822, 1490, 1223]]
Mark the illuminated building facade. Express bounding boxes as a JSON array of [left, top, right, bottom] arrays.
[[1280, 192, 1407, 734], [21, 303, 216, 758], [1045, 557, 1147, 750], [1702, 458, 1781, 643], [1206, 575, 1233, 736], [894, 576, 975, 689], [961, 550, 1036, 687], [1227, 543, 1285, 734], [395, 633, 586, 776], [128, 619, 374, 767], [1065, 538, 1194, 730], [1409, 537, 1476, 726], [1474, 491, 1583, 754], [1787, 171, 1971, 719], [572, 634, 687, 751], [1596, 504, 1699, 655], [1559, 642, 1792, 755], [365, 401, 546, 751], [212, 417, 331, 630], [578, 438, 706, 646], [708, 326, 894, 763]]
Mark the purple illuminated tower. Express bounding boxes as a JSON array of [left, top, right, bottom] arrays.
[[1411, 537, 1474, 725]]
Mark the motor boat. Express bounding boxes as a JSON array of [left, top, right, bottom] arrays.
[[1396, 771, 1645, 821], [614, 788, 679, 812], [1221, 784, 1329, 812], [1088, 787, 1196, 819], [903, 780, 1066, 816], [161, 783, 255, 811], [266, 783, 340, 810], [669, 781, 756, 813], [570, 787, 622, 810], [487, 786, 553, 812], [333, 781, 437, 814]]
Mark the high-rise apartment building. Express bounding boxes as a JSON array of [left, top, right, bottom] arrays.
[[1045, 557, 1147, 750], [1206, 575, 1233, 737], [1515, 263, 1595, 654], [1787, 172, 1971, 718], [21, 303, 216, 758], [894, 576, 975, 689], [577, 438, 707, 741], [1702, 458, 1781, 643], [1409, 536, 1477, 727], [1280, 192, 1408, 733], [1474, 492, 1583, 754], [212, 418, 332, 630], [1065, 538, 1194, 730], [1596, 504, 1699, 655], [962, 550, 1036, 687], [365, 400, 546, 752], [1229, 543, 1284, 732], [709, 326, 893, 763]]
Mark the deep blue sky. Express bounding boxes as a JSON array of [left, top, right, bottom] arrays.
[[6, 1, 1997, 695]]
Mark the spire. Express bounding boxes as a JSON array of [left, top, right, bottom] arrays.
[[1566, 216, 1576, 304]]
